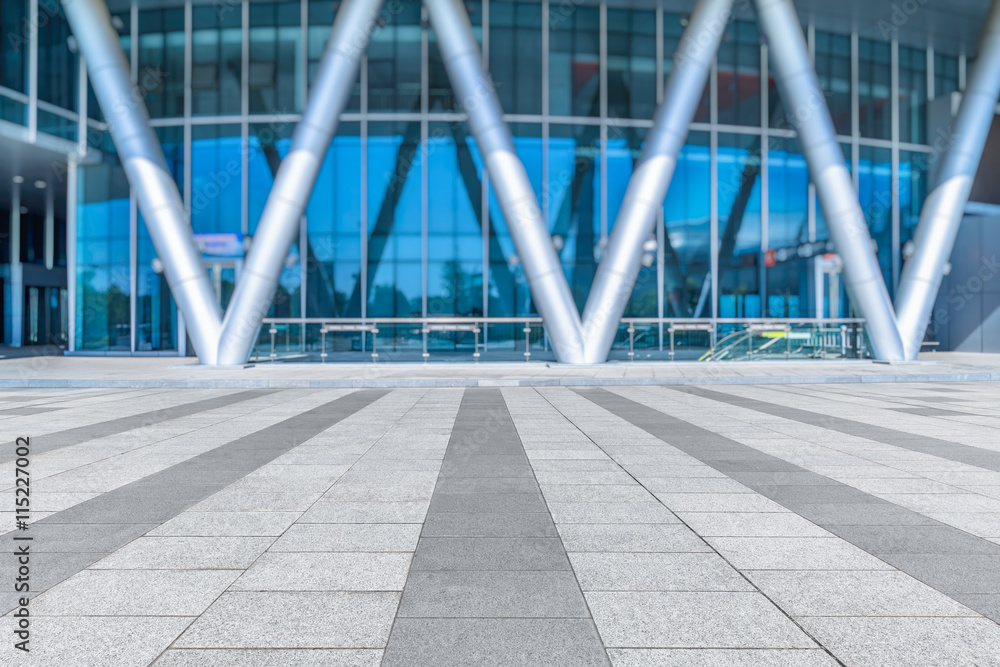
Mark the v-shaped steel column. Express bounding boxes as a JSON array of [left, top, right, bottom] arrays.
[[582, 0, 734, 363], [895, 0, 1000, 359], [425, 0, 587, 362], [62, 0, 222, 363], [217, 0, 385, 364], [754, 0, 906, 361]]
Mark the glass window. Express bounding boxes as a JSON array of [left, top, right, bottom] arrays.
[[307, 122, 363, 317], [664, 13, 709, 124], [718, 132, 762, 318], [900, 148, 928, 251], [37, 6, 78, 111], [250, 2, 302, 114], [857, 145, 893, 296], [191, 124, 242, 234], [490, 1, 542, 115], [815, 31, 851, 136], [607, 9, 656, 121], [77, 153, 131, 351], [88, 12, 131, 123], [192, 6, 242, 116], [549, 123, 600, 309], [607, 126, 657, 317], [368, 0, 421, 112], [427, 122, 484, 317], [663, 131, 710, 317], [138, 9, 185, 118], [367, 121, 422, 317], [934, 52, 959, 99], [859, 38, 891, 140], [766, 136, 811, 318], [429, 2, 482, 111], [248, 119, 301, 319], [137, 127, 182, 351], [308, 1, 361, 112], [716, 21, 760, 127], [484, 124, 541, 318], [1, 0, 27, 94], [899, 46, 927, 144], [549, 6, 600, 117]]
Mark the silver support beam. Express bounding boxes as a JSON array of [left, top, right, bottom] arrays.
[[581, 0, 734, 363], [754, 0, 906, 361], [425, 0, 587, 363], [217, 0, 384, 364], [61, 0, 223, 363], [895, 0, 1000, 359]]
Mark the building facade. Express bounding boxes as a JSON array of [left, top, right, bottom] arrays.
[[0, 0, 995, 359]]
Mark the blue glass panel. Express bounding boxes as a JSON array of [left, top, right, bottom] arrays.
[[191, 125, 242, 234]]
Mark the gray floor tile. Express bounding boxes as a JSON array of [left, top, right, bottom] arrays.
[[586, 591, 817, 649], [91, 536, 274, 569], [32, 569, 240, 616], [421, 512, 558, 537], [570, 552, 754, 592], [152, 649, 384, 667], [706, 537, 893, 570], [411, 537, 570, 571], [606, 648, 840, 666], [382, 618, 611, 667], [270, 523, 421, 552], [175, 591, 400, 648], [558, 524, 712, 553], [397, 570, 592, 617], [232, 552, 412, 591]]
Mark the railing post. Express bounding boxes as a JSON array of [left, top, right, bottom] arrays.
[[422, 326, 430, 363], [474, 327, 481, 364], [321, 327, 328, 363], [524, 323, 531, 363], [628, 324, 635, 363], [371, 326, 379, 363], [269, 327, 277, 362], [669, 327, 675, 361]]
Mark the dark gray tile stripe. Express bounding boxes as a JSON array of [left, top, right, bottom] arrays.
[[383, 388, 610, 667], [680, 386, 1000, 473], [2, 389, 388, 612], [574, 388, 1000, 624], [7, 389, 281, 463]]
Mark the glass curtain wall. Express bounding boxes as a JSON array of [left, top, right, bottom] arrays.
[[71, 0, 949, 355]]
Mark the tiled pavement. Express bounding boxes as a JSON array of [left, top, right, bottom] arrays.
[[3, 382, 1000, 665]]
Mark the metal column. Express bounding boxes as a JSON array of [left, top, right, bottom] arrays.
[[753, 0, 906, 361], [895, 0, 1000, 359], [217, 0, 385, 364], [581, 0, 735, 363], [425, 0, 587, 363], [61, 0, 223, 363]]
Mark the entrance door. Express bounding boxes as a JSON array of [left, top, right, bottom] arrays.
[[24, 286, 68, 347]]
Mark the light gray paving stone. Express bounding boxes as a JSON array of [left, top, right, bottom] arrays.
[[606, 648, 840, 667], [745, 570, 979, 617], [299, 501, 429, 523], [705, 537, 894, 570], [558, 523, 712, 553], [653, 493, 792, 513], [175, 591, 400, 648], [569, 552, 755, 591], [548, 501, 680, 524], [319, 485, 437, 502], [799, 616, 1000, 667], [678, 513, 832, 538], [148, 511, 301, 537], [32, 569, 240, 616], [232, 552, 412, 591], [586, 591, 817, 649], [270, 523, 421, 552], [540, 484, 657, 503], [152, 649, 383, 667], [396, 570, 592, 618], [641, 478, 754, 494], [0, 616, 194, 667], [91, 536, 274, 569]]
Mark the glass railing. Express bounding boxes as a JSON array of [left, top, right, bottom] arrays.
[[252, 317, 869, 363]]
